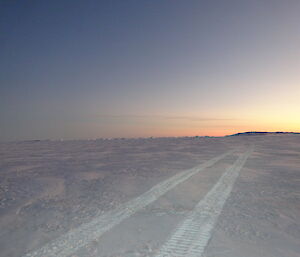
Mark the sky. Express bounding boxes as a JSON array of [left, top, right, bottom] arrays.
[[1, 0, 300, 141]]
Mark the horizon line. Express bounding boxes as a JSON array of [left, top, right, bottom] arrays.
[[1, 131, 300, 143]]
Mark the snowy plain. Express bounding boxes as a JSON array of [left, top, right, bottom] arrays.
[[0, 135, 299, 257]]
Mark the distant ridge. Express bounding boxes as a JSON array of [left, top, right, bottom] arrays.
[[228, 131, 300, 137]]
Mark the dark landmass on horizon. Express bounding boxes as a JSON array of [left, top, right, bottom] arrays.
[[228, 131, 300, 136]]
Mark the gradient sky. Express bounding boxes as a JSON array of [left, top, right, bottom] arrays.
[[1, 0, 300, 140]]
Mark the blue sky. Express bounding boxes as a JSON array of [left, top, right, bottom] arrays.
[[1, 0, 299, 140]]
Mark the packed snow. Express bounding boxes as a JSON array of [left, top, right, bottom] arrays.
[[0, 135, 299, 257]]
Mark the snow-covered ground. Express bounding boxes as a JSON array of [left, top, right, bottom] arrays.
[[0, 135, 299, 257]]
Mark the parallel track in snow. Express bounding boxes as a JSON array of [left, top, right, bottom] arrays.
[[23, 150, 234, 257], [154, 146, 253, 257]]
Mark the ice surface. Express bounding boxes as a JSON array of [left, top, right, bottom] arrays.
[[0, 135, 299, 257]]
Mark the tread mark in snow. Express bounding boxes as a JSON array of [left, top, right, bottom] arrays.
[[23, 150, 235, 257], [154, 146, 254, 257]]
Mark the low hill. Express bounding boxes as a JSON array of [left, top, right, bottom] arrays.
[[228, 131, 300, 136]]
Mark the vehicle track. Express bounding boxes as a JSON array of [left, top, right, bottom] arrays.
[[153, 146, 254, 257], [23, 150, 234, 257]]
